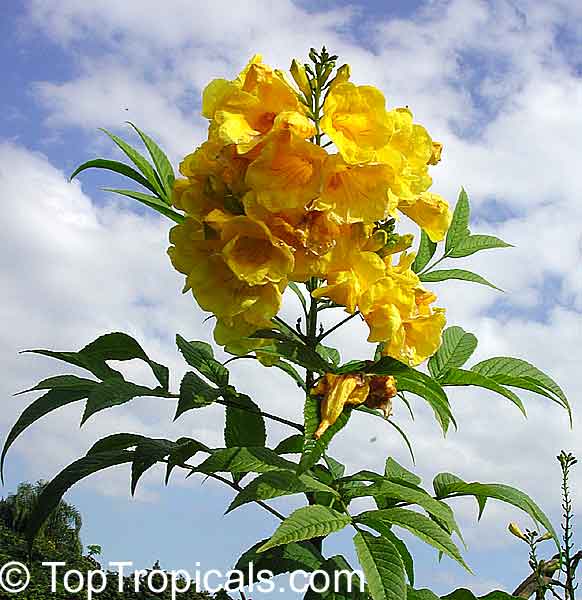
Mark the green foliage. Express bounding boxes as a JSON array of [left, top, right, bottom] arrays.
[[6, 125, 574, 600]]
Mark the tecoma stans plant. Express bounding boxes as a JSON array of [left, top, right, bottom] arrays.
[[3, 47, 573, 600]]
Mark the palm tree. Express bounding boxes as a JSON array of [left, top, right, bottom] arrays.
[[0, 481, 82, 555]]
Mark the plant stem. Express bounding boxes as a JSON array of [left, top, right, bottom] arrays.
[[317, 311, 361, 342], [216, 397, 304, 433]]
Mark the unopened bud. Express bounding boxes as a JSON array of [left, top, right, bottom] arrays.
[[508, 522, 527, 541], [328, 64, 351, 90], [290, 59, 312, 100], [538, 531, 553, 542]]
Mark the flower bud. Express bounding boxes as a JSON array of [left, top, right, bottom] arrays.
[[328, 64, 351, 91], [508, 522, 527, 541], [537, 531, 553, 542], [290, 59, 312, 100]]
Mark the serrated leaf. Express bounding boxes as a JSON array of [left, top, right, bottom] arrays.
[[195, 447, 295, 475], [82, 379, 162, 424], [104, 188, 184, 223], [165, 438, 210, 484], [226, 470, 337, 513], [224, 393, 266, 449], [259, 340, 331, 373], [70, 159, 158, 195], [304, 555, 367, 600], [99, 128, 165, 198], [471, 356, 571, 420], [445, 188, 470, 253], [175, 372, 220, 420], [383, 530, 414, 586], [16, 375, 98, 395], [131, 438, 176, 495], [407, 587, 440, 600], [346, 479, 461, 537], [353, 531, 406, 600], [176, 334, 229, 387], [1, 388, 94, 482], [317, 344, 341, 367], [412, 230, 437, 273], [299, 394, 351, 474], [25, 450, 135, 545], [234, 539, 323, 586], [259, 505, 351, 552], [428, 326, 478, 379], [357, 508, 470, 572], [87, 433, 150, 455], [384, 458, 421, 486], [440, 368, 526, 416], [433, 472, 487, 520], [26, 332, 169, 389], [448, 234, 512, 258], [437, 480, 559, 550], [127, 122, 175, 200], [368, 358, 455, 435], [420, 269, 501, 291], [274, 434, 304, 454]]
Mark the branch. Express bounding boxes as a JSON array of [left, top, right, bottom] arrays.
[[317, 311, 361, 342], [217, 397, 304, 433], [169, 460, 286, 521]]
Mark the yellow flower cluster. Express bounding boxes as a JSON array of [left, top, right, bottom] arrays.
[[168, 55, 451, 364]]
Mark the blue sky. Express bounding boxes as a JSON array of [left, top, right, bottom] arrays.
[[2, 0, 582, 597]]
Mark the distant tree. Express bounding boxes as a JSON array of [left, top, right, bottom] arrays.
[[0, 481, 82, 556]]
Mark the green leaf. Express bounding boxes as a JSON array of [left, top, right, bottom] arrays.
[[433, 472, 487, 520], [346, 479, 461, 537], [226, 470, 337, 513], [471, 356, 571, 420], [25, 450, 135, 545], [165, 438, 210, 484], [104, 188, 184, 223], [382, 530, 414, 586], [16, 375, 98, 395], [428, 326, 478, 379], [131, 438, 176, 495], [82, 379, 162, 424], [127, 122, 175, 200], [420, 269, 502, 291], [448, 234, 512, 258], [234, 539, 323, 586], [87, 433, 150, 455], [384, 457, 421, 486], [70, 159, 158, 196], [175, 372, 219, 420], [274, 434, 304, 454], [317, 345, 341, 367], [353, 531, 406, 600], [176, 334, 229, 387], [357, 508, 470, 571], [440, 368, 526, 416], [26, 332, 169, 389], [99, 128, 165, 199], [195, 447, 295, 475], [299, 394, 351, 474], [437, 480, 559, 550], [368, 358, 455, 435], [1, 388, 94, 482], [412, 231, 437, 273], [259, 340, 331, 373], [224, 393, 266, 448], [258, 505, 351, 552], [445, 188, 470, 253]]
